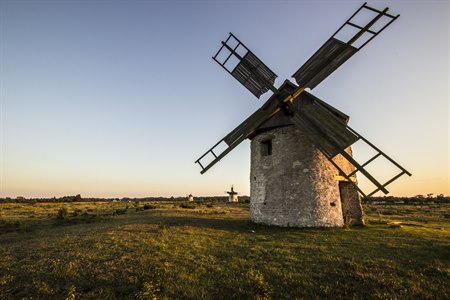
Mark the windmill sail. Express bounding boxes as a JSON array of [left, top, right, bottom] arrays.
[[213, 33, 277, 98], [286, 96, 410, 197], [195, 81, 303, 174], [288, 94, 359, 158], [195, 106, 275, 174], [292, 39, 358, 89], [292, 2, 399, 89]]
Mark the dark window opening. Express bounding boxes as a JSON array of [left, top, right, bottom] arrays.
[[261, 139, 272, 156]]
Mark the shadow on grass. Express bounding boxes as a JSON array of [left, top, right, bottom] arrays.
[[127, 211, 358, 236], [0, 208, 364, 239]]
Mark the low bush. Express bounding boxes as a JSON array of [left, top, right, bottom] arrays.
[[143, 204, 157, 210], [179, 202, 196, 209], [135, 280, 160, 300], [56, 207, 69, 220], [246, 269, 272, 300]]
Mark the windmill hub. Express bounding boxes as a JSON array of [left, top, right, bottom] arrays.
[[195, 3, 410, 228]]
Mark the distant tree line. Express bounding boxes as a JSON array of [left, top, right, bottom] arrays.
[[0, 194, 446, 204], [0, 195, 251, 204], [363, 194, 450, 204]]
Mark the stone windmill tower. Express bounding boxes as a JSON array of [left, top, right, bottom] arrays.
[[195, 3, 410, 227]]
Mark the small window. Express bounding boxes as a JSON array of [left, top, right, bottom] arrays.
[[261, 139, 272, 156]]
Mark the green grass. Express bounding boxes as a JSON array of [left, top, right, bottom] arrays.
[[0, 201, 448, 299]]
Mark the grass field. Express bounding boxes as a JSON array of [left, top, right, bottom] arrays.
[[0, 200, 449, 299]]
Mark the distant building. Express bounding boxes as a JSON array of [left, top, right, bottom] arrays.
[[226, 186, 238, 203], [187, 194, 194, 202]]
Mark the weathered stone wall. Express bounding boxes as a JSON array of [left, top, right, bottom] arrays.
[[250, 125, 364, 227]]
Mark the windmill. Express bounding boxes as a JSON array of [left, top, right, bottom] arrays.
[[226, 185, 239, 203], [195, 3, 411, 227]]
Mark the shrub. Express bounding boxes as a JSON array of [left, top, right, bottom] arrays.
[[115, 209, 127, 215], [56, 207, 69, 220], [135, 280, 160, 300], [179, 202, 196, 209], [246, 269, 272, 300], [144, 204, 157, 210], [71, 209, 82, 217]]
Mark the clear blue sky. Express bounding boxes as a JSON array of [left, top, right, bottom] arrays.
[[1, 0, 449, 198]]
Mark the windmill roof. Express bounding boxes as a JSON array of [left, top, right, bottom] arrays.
[[251, 80, 350, 136]]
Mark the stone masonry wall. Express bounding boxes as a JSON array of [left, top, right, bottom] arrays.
[[250, 125, 364, 227]]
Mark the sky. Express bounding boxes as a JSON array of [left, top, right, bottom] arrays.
[[0, 0, 449, 198]]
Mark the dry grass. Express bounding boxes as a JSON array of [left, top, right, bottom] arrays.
[[0, 201, 449, 299]]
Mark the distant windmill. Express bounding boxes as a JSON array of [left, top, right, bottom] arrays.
[[226, 185, 239, 203], [195, 3, 410, 227], [187, 194, 194, 202]]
